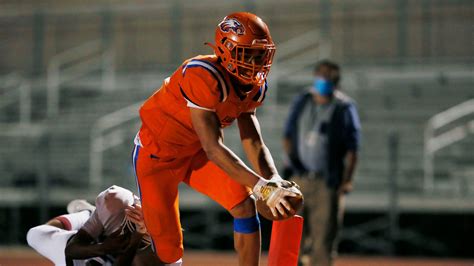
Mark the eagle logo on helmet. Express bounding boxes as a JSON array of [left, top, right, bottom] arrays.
[[219, 18, 245, 35]]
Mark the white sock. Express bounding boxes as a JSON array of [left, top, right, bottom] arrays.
[[55, 210, 91, 231]]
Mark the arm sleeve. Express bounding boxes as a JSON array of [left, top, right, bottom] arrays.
[[343, 103, 361, 152], [179, 67, 221, 111], [81, 210, 103, 240]]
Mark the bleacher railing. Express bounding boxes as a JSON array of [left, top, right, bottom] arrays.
[[273, 30, 331, 76], [89, 102, 142, 188], [424, 98, 474, 194], [0, 73, 31, 125], [265, 30, 330, 131], [47, 40, 115, 117]]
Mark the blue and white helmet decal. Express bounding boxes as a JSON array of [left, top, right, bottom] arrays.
[[219, 18, 245, 35]]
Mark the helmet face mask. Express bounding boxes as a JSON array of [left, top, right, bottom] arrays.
[[210, 12, 276, 86], [230, 42, 275, 85]]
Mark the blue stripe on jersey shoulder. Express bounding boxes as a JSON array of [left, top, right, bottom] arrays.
[[252, 80, 268, 102], [182, 59, 229, 102], [261, 81, 268, 102], [252, 88, 262, 101]]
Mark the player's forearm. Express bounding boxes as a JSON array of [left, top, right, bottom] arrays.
[[237, 113, 278, 179], [113, 232, 144, 266], [259, 144, 278, 178], [206, 142, 262, 188], [65, 242, 107, 259], [343, 151, 358, 181], [242, 139, 278, 179], [282, 138, 292, 155]]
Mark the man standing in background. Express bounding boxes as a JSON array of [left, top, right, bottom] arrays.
[[282, 60, 361, 266]]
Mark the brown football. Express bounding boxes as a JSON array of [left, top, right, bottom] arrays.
[[256, 194, 304, 221]]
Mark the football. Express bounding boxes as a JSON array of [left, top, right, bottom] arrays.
[[256, 194, 304, 221]]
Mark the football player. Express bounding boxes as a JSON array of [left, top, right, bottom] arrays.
[[27, 185, 159, 266], [132, 12, 301, 266]]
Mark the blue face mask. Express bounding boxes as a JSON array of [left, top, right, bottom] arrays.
[[313, 78, 334, 96]]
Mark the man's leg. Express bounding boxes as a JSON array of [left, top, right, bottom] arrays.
[[27, 210, 92, 265], [185, 151, 259, 266], [229, 197, 261, 266], [54, 210, 92, 231], [309, 178, 333, 266], [329, 194, 345, 261], [290, 176, 314, 265]]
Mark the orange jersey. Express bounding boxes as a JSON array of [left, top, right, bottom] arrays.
[[137, 55, 267, 159]]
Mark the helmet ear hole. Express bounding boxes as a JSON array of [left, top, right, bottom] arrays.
[[225, 40, 235, 50]]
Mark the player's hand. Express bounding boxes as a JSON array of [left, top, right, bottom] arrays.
[[253, 178, 302, 217], [338, 179, 353, 195], [266, 187, 299, 217], [270, 174, 301, 190], [125, 204, 147, 235]]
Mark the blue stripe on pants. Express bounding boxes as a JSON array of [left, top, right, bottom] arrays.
[[131, 144, 157, 252]]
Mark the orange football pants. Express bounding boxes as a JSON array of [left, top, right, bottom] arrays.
[[132, 144, 251, 263]]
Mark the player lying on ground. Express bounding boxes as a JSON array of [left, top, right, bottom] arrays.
[[132, 12, 302, 266], [27, 198, 97, 266], [27, 185, 160, 266]]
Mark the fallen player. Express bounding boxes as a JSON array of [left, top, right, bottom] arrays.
[[27, 185, 160, 266]]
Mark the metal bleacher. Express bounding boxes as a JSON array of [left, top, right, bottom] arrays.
[[1, 64, 474, 210], [1, 63, 474, 251], [0, 9, 473, 245], [273, 68, 474, 213]]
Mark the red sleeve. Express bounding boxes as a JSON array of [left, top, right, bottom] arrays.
[[179, 67, 221, 111]]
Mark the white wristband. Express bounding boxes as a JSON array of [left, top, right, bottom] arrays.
[[270, 174, 284, 182], [252, 179, 269, 200]]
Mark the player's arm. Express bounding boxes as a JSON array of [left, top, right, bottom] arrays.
[[190, 108, 262, 188], [113, 204, 161, 266], [65, 229, 129, 260], [191, 108, 300, 216], [339, 103, 361, 194], [344, 151, 358, 181], [237, 111, 278, 179], [112, 231, 145, 266]]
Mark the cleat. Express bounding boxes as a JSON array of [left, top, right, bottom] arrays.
[[67, 199, 96, 214]]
